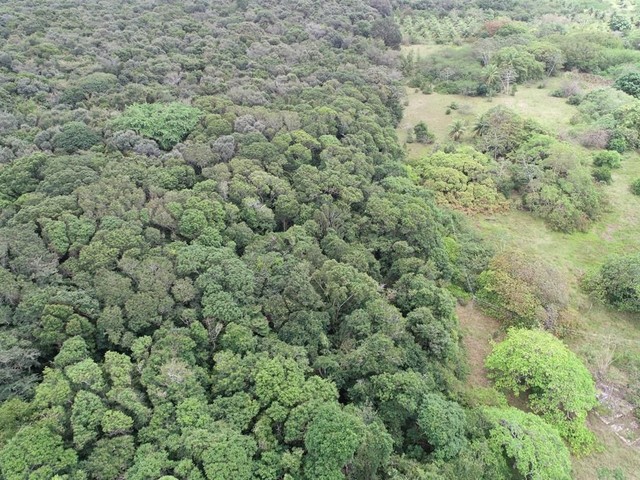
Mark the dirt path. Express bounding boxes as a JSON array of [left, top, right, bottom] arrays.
[[456, 301, 501, 388]]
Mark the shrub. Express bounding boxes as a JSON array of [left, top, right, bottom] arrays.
[[590, 154, 613, 176], [614, 72, 640, 98], [592, 166, 612, 184], [60, 73, 119, 105], [413, 121, 435, 144], [113, 103, 202, 150], [566, 95, 582, 105], [552, 80, 582, 99], [631, 178, 640, 195], [607, 133, 628, 153], [52, 122, 101, 153], [486, 328, 597, 453], [78, 72, 118, 96], [578, 129, 610, 149], [586, 253, 640, 313]]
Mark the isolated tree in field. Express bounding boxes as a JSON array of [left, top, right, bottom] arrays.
[[448, 120, 466, 141], [485, 328, 597, 452], [585, 253, 640, 312]]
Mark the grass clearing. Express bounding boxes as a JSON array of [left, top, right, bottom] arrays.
[[573, 414, 640, 480], [399, 56, 640, 478], [457, 302, 501, 388], [399, 79, 577, 150]]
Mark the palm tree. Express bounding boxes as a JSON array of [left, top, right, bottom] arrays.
[[483, 64, 500, 96], [448, 120, 466, 142], [472, 116, 490, 137]]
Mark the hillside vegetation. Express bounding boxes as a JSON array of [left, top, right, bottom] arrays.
[[397, 0, 640, 478], [0, 0, 639, 479]]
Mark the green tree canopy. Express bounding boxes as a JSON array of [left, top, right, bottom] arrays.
[[485, 328, 597, 452], [113, 103, 202, 150], [585, 253, 640, 312], [484, 407, 572, 480]]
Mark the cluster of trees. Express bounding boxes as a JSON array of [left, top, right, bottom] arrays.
[[405, 105, 609, 232], [568, 87, 640, 154], [399, 3, 640, 97], [436, 106, 606, 232]]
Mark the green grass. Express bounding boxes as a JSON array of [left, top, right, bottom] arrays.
[[398, 56, 640, 478], [400, 43, 463, 58], [399, 78, 578, 152]]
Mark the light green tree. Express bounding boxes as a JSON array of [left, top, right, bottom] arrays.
[[485, 407, 572, 480], [485, 328, 597, 452], [113, 103, 202, 150]]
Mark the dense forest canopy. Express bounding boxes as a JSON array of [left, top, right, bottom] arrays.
[[0, 0, 638, 478], [0, 1, 492, 479]]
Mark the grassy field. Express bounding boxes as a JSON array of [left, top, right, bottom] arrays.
[[399, 52, 640, 479], [399, 78, 582, 154]]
